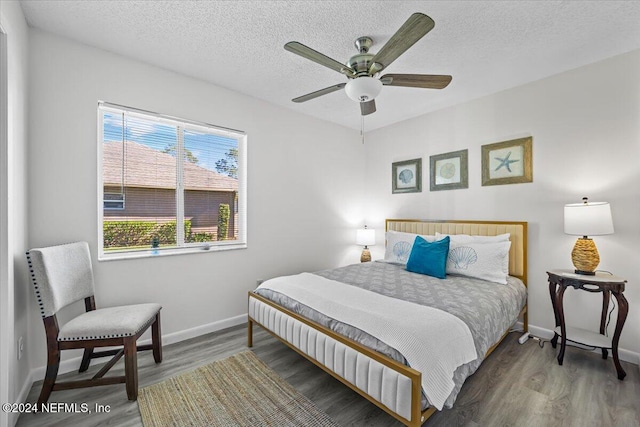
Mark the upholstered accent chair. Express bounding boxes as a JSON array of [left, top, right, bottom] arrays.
[[26, 242, 162, 406]]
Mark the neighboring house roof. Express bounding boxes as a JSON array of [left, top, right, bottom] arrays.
[[103, 141, 238, 192]]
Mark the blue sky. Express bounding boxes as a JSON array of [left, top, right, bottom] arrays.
[[102, 111, 237, 172]]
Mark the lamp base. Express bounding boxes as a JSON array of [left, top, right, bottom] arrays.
[[360, 248, 371, 263], [571, 237, 600, 275]]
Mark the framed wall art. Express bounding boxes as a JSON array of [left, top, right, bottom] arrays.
[[481, 137, 532, 186], [429, 149, 468, 191], [392, 158, 422, 194]]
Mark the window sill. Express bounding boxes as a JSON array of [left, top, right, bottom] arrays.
[[98, 242, 247, 261]]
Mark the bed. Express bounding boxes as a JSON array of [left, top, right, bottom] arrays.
[[248, 219, 528, 426]]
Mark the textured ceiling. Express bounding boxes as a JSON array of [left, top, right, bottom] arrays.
[[19, 1, 640, 131]]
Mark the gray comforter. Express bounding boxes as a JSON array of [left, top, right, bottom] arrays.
[[254, 261, 527, 408]]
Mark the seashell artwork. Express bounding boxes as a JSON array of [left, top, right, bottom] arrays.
[[393, 241, 412, 262], [398, 169, 414, 184], [448, 246, 478, 269]]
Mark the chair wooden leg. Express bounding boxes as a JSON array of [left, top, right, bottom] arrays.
[[38, 349, 60, 407], [79, 347, 94, 372], [38, 316, 61, 408], [152, 312, 162, 363], [123, 337, 138, 400]]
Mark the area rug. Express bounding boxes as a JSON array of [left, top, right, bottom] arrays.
[[138, 350, 339, 427]]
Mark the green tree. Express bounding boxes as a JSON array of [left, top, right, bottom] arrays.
[[162, 143, 199, 164], [215, 148, 238, 179]]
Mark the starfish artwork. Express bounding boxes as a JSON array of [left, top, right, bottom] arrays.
[[494, 151, 519, 173]]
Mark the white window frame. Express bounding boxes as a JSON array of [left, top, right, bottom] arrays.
[[97, 102, 247, 260]]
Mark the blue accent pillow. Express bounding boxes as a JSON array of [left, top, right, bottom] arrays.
[[406, 236, 450, 279]]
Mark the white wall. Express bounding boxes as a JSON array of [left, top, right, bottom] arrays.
[[27, 29, 364, 375], [364, 49, 640, 358], [0, 1, 30, 426]]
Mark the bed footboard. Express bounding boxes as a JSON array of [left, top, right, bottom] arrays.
[[248, 293, 435, 427]]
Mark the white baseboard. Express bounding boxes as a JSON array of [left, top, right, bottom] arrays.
[[9, 370, 34, 426], [522, 323, 640, 365], [29, 313, 247, 383], [158, 313, 247, 347]]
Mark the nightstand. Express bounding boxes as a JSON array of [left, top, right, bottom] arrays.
[[547, 269, 628, 380]]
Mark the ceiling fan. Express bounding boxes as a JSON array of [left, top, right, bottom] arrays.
[[285, 13, 452, 116]]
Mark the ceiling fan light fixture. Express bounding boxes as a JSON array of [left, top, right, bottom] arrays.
[[345, 77, 383, 102]]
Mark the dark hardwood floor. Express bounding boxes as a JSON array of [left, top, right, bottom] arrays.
[[17, 324, 640, 426]]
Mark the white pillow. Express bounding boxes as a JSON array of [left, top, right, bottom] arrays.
[[435, 232, 510, 243], [446, 240, 511, 284], [437, 233, 511, 274], [384, 231, 437, 265]]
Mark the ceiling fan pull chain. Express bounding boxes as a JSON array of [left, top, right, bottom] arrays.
[[361, 115, 365, 144]]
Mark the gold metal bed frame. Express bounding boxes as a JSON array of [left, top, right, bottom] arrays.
[[248, 219, 528, 426]]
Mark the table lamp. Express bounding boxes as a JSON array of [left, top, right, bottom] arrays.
[[356, 226, 376, 263], [564, 197, 614, 275]]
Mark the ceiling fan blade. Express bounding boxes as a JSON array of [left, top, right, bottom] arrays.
[[369, 13, 435, 74], [285, 42, 355, 77], [381, 74, 452, 89], [360, 99, 376, 116], [292, 83, 346, 103]]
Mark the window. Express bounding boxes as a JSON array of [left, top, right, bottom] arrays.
[[97, 102, 246, 259]]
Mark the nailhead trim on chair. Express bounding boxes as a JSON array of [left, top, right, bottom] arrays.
[[59, 334, 134, 341], [57, 313, 158, 341], [25, 251, 46, 318]]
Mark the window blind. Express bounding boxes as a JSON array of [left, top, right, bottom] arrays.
[[98, 102, 247, 258]]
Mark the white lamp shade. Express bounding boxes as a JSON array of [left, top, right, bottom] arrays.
[[356, 228, 376, 246], [564, 201, 614, 236], [345, 77, 383, 102]]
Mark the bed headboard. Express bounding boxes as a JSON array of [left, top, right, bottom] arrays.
[[385, 219, 528, 285]]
